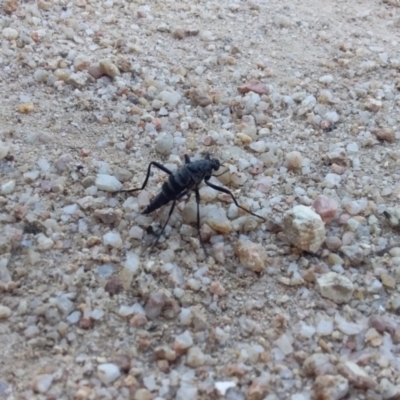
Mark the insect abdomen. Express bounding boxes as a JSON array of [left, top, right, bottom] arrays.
[[142, 169, 192, 214]]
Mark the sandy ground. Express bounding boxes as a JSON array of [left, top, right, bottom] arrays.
[[1, 0, 400, 399]]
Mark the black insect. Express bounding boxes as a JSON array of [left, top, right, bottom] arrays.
[[118, 153, 266, 254]]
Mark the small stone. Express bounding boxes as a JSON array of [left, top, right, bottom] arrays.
[[365, 98, 382, 112], [95, 174, 122, 192], [373, 128, 395, 143], [337, 361, 377, 390], [380, 273, 396, 289], [303, 354, 331, 376], [246, 376, 269, 400], [238, 80, 269, 95], [88, 63, 103, 79], [215, 381, 236, 396], [324, 111, 339, 123], [316, 319, 334, 336], [54, 69, 71, 82], [36, 233, 54, 250], [282, 205, 326, 253], [380, 378, 400, 400], [174, 330, 193, 354], [369, 315, 397, 335], [312, 195, 338, 224], [103, 231, 123, 248], [317, 272, 354, 304], [3, 0, 18, 14], [159, 90, 181, 108], [335, 314, 364, 335], [119, 251, 140, 290], [210, 281, 226, 296], [340, 245, 364, 266], [99, 59, 120, 78], [154, 346, 177, 361], [68, 72, 88, 89], [189, 88, 213, 107], [2, 27, 19, 40], [204, 206, 232, 234], [32, 374, 53, 394], [313, 375, 349, 400], [1, 180, 15, 195], [186, 346, 205, 367], [18, 102, 34, 114], [144, 292, 166, 319], [319, 75, 334, 84], [249, 140, 267, 153], [0, 141, 10, 160], [235, 239, 268, 272], [0, 305, 12, 319], [275, 333, 293, 355], [130, 314, 147, 327], [74, 55, 91, 71], [134, 388, 152, 400], [155, 133, 174, 155], [56, 295, 74, 315], [325, 236, 342, 251], [286, 151, 303, 170], [34, 69, 49, 83], [97, 363, 121, 385], [93, 208, 122, 224], [37, 0, 51, 10]]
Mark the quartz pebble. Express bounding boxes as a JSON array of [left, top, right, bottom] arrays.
[[312, 195, 338, 223], [32, 374, 53, 394], [282, 205, 326, 253], [313, 375, 349, 400], [97, 363, 121, 385], [95, 174, 122, 192], [235, 239, 268, 272], [0, 305, 12, 319], [317, 272, 354, 304]]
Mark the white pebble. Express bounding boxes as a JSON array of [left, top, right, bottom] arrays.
[[2, 27, 19, 40], [1, 180, 16, 195], [95, 174, 122, 192], [36, 234, 54, 250], [319, 74, 334, 84], [249, 140, 267, 153], [0, 305, 12, 319], [155, 133, 174, 155], [97, 363, 121, 385], [316, 319, 334, 336], [324, 111, 339, 123], [32, 374, 53, 394], [159, 90, 181, 107], [346, 142, 359, 153], [103, 231, 123, 248]]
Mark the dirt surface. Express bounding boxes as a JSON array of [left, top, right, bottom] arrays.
[[1, 0, 400, 399]]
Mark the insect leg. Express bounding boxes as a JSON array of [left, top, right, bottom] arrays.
[[119, 162, 173, 193], [205, 180, 266, 222], [147, 187, 192, 252], [194, 188, 207, 255], [148, 200, 176, 253]]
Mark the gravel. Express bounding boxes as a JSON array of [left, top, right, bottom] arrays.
[[1, 0, 400, 399]]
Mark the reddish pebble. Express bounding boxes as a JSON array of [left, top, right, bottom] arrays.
[[129, 314, 148, 327], [238, 80, 269, 95], [312, 195, 338, 223], [338, 213, 350, 225], [210, 281, 226, 296]]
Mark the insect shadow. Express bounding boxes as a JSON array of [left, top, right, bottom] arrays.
[[116, 153, 266, 254]]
